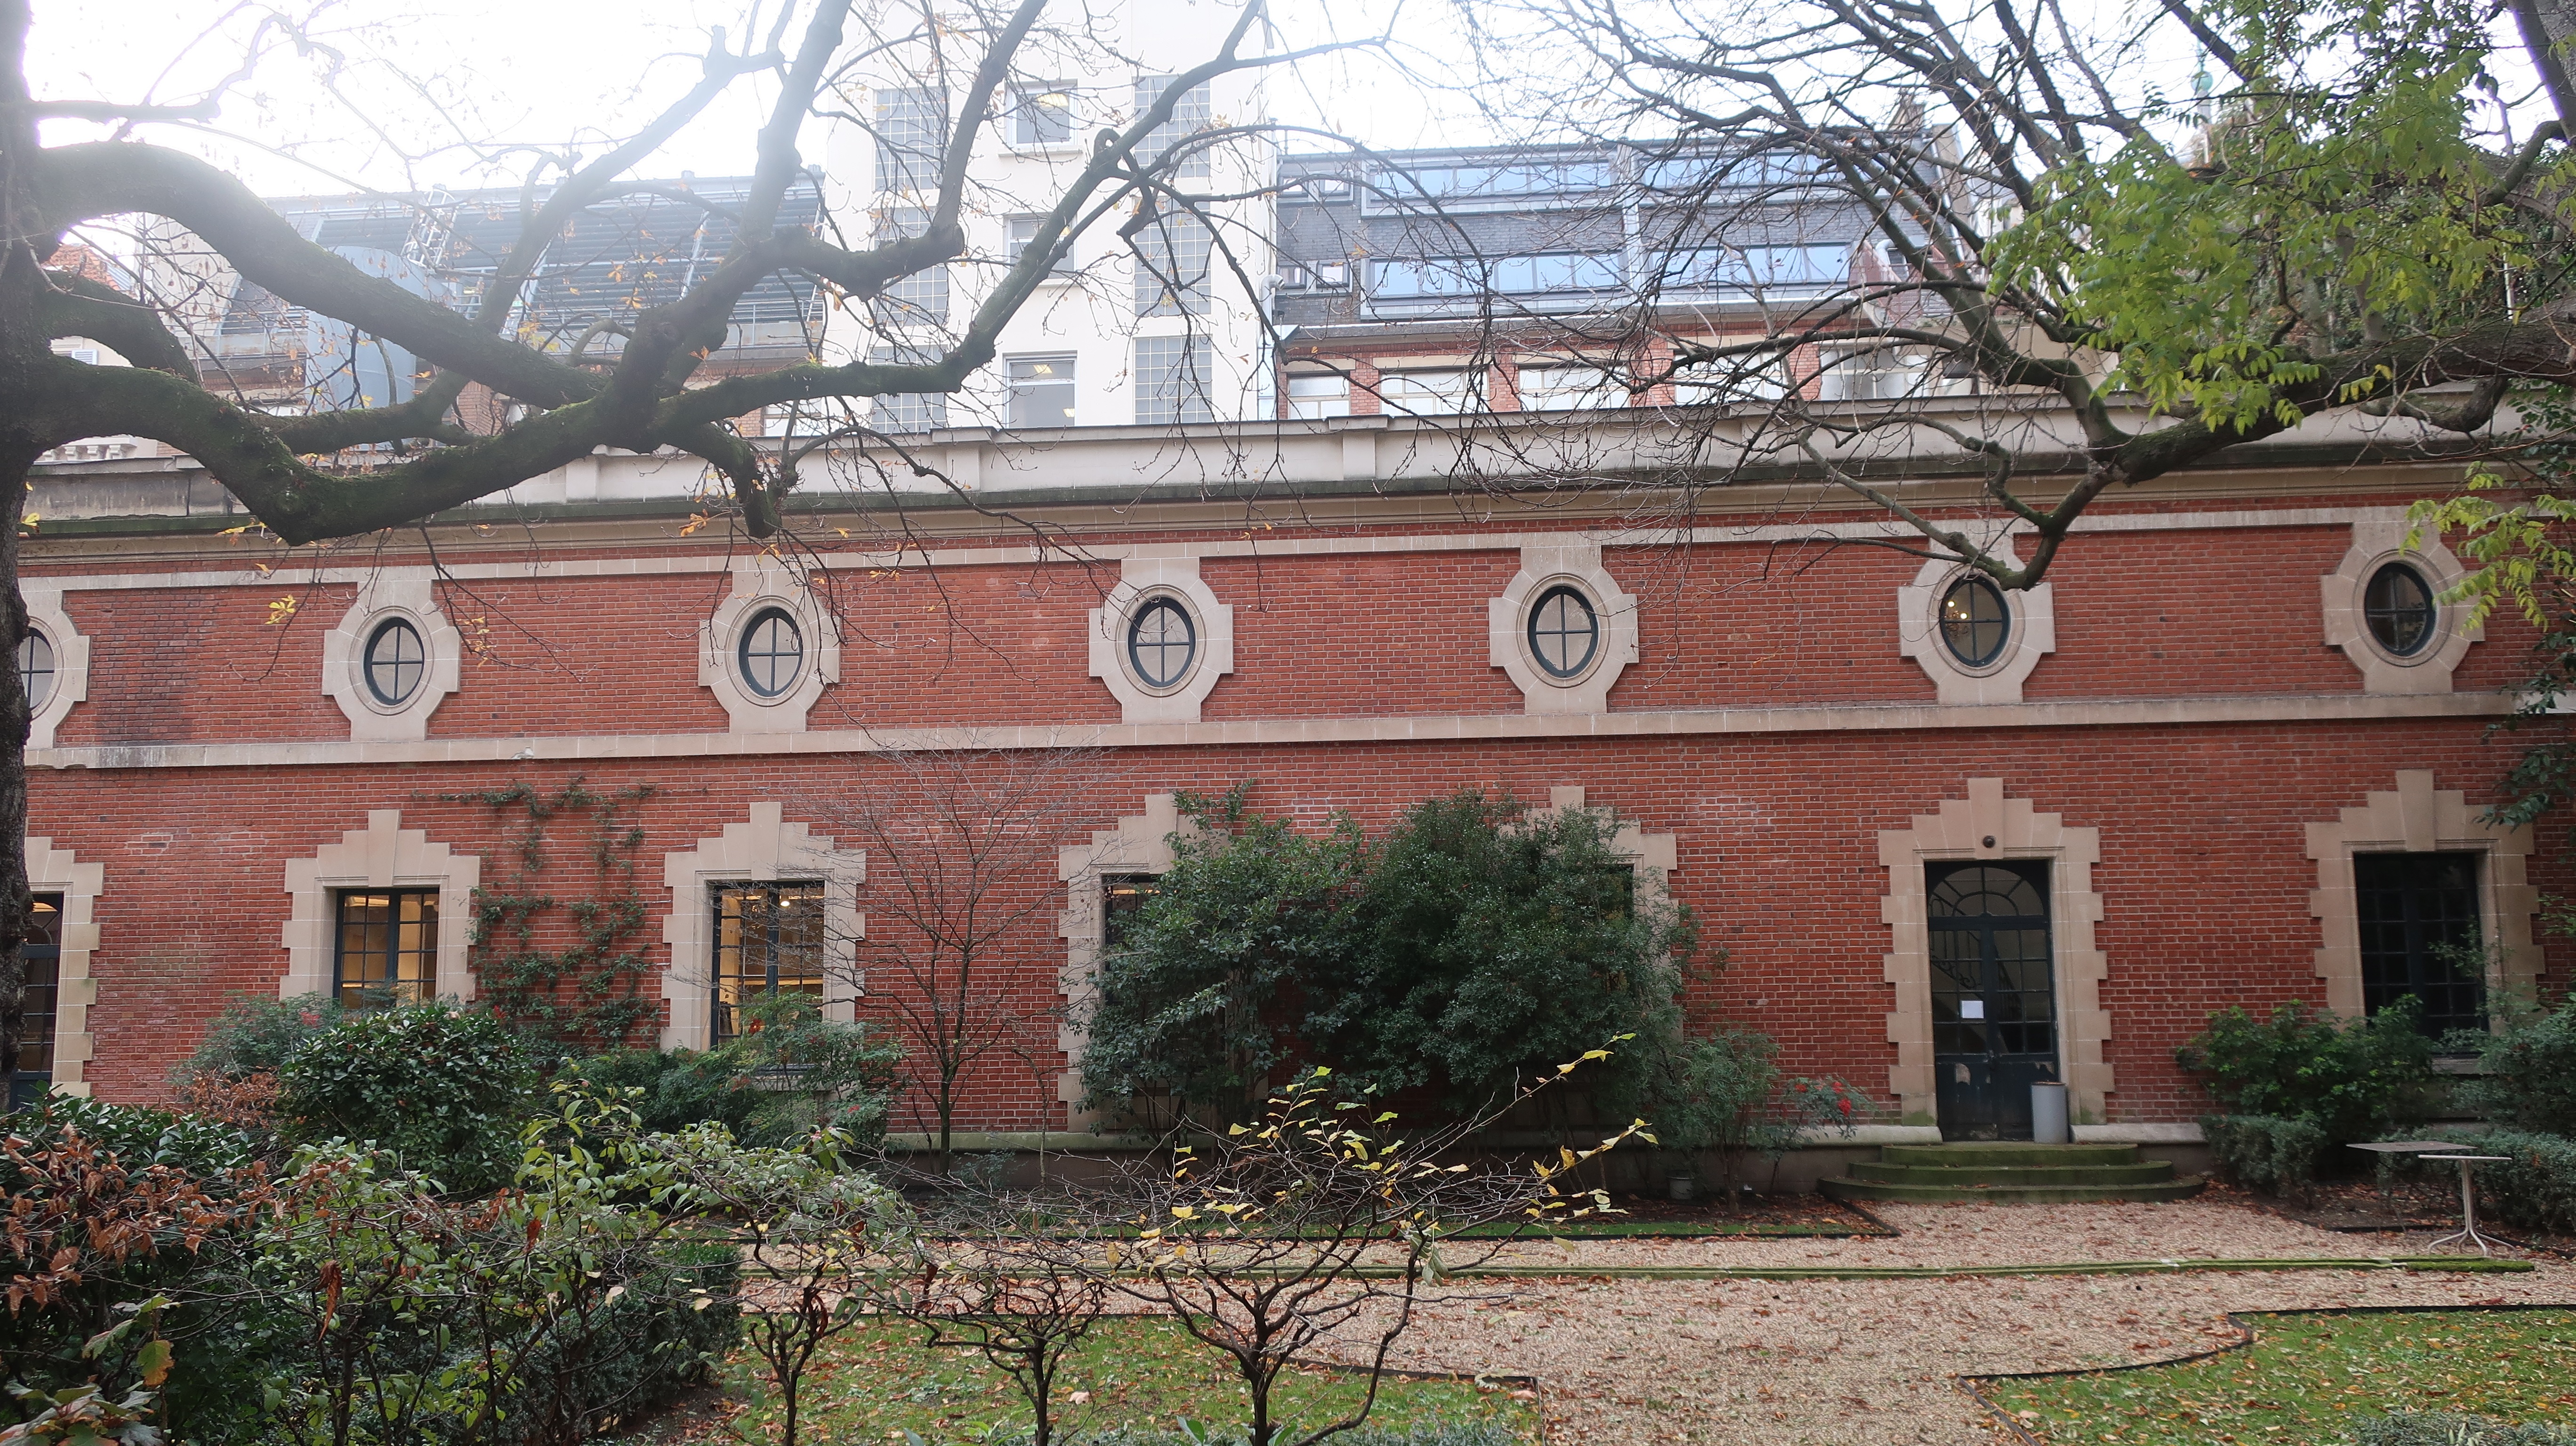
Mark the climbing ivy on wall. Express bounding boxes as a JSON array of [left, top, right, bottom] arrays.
[[437, 778, 658, 1048]]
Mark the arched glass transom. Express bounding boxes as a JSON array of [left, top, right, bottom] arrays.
[[17, 630, 53, 712], [1929, 864, 2048, 919], [363, 618, 425, 706], [738, 608, 805, 699], [1527, 584, 1600, 679], [1127, 598, 1198, 689], [1939, 576, 2009, 668], [2364, 562, 2436, 657]]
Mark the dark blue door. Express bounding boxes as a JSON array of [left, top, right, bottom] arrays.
[[1927, 862, 2057, 1141]]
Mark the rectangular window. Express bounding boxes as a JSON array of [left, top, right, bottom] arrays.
[[712, 882, 825, 1044], [1133, 76, 1213, 180], [10, 895, 62, 1109], [1377, 370, 1475, 416], [874, 86, 949, 194], [2354, 852, 2485, 1036], [868, 345, 949, 433], [335, 888, 437, 1007], [1007, 355, 1078, 429], [874, 208, 950, 325], [1133, 211, 1212, 317], [1517, 366, 1627, 411], [1285, 373, 1349, 419], [1008, 217, 1075, 276], [1102, 874, 1161, 951], [1135, 335, 1214, 426], [1012, 84, 1076, 146]]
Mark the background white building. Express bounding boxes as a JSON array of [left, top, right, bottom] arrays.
[[819, 0, 1276, 432]]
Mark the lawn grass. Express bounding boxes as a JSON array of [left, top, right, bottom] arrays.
[[667, 1317, 1538, 1444], [1978, 1308, 2576, 1444]]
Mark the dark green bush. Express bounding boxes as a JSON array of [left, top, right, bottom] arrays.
[[492, 1238, 742, 1443], [1085, 787, 1696, 1125], [2199, 1114, 2331, 1197], [2357, 1412, 2576, 1445], [564, 994, 901, 1149], [2455, 1129, 2576, 1235], [272, 1002, 541, 1195], [173, 993, 347, 1084], [2454, 995, 2576, 1134], [2175, 999, 2436, 1144]]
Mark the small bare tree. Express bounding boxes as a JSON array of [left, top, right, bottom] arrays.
[[894, 1194, 1119, 1446], [818, 743, 1104, 1171], [1107, 1054, 1643, 1446]]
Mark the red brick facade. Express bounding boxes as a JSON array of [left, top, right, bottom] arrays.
[[25, 452, 2568, 1136]]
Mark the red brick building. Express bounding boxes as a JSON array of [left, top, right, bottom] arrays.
[[17, 407, 2560, 1151]]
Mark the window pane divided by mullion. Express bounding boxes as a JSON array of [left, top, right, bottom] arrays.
[[711, 881, 827, 1044], [333, 887, 439, 1006], [2353, 851, 2484, 1034]]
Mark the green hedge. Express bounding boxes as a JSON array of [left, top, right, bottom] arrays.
[[2200, 1114, 2329, 1196], [2461, 1130, 2576, 1236]]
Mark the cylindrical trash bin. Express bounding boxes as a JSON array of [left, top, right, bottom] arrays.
[[2030, 1081, 2071, 1144]]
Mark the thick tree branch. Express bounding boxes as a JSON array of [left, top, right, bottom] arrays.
[[36, 267, 196, 379]]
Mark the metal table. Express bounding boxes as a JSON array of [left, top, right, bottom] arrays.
[[2345, 1140, 2468, 1212], [2422, 1155, 2513, 1257]]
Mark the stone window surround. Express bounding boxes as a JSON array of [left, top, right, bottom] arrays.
[[660, 802, 865, 1050], [1055, 792, 1191, 1122], [1877, 779, 2113, 1128], [1897, 549, 2058, 706], [700, 562, 843, 733], [280, 810, 482, 1003], [2306, 770, 2537, 1020], [1088, 559, 1234, 724], [322, 573, 463, 742], [2320, 521, 2480, 695], [1488, 544, 1639, 715], [20, 585, 89, 752], [25, 836, 101, 1097]]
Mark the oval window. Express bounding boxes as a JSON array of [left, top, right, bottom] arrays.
[[2364, 562, 2436, 657], [1127, 597, 1198, 689], [1939, 576, 2009, 669], [18, 630, 53, 713], [1527, 584, 1600, 680], [363, 618, 426, 706], [738, 607, 805, 698]]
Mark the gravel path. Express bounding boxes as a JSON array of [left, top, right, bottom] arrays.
[[1353, 1200, 2576, 1445]]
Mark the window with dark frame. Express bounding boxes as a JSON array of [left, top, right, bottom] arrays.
[[10, 894, 61, 1109], [364, 617, 425, 706], [18, 630, 53, 712], [2354, 851, 2486, 1036], [1101, 874, 1161, 951], [334, 888, 438, 1007], [738, 608, 804, 698], [1939, 576, 2009, 668], [712, 882, 826, 1044], [1527, 585, 1599, 679], [2363, 562, 2437, 657], [1126, 597, 1197, 688]]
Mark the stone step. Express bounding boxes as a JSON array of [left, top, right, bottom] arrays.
[[1879, 1142, 2141, 1168], [1819, 1174, 2208, 1205], [1846, 1160, 2179, 1188]]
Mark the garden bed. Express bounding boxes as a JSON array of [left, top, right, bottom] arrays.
[[1971, 1306, 2576, 1444], [617, 1317, 1542, 1444]]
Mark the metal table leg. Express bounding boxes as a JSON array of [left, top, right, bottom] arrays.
[[2426, 1157, 2503, 1257]]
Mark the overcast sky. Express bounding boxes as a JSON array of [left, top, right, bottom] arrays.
[[25, 0, 1466, 199]]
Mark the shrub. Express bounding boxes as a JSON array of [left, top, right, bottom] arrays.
[[1086, 787, 1697, 1125], [2175, 999, 2436, 1144], [2200, 1114, 2331, 1197], [2356, 1412, 2576, 1445], [2458, 1129, 2576, 1235], [2455, 995, 2576, 1134], [272, 1002, 541, 1195], [564, 994, 901, 1149], [492, 1237, 742, 1443], [176, 994, 350, 1083]]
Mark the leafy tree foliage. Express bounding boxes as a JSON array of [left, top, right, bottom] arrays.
[[1083, 788, 1694, 1125]]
